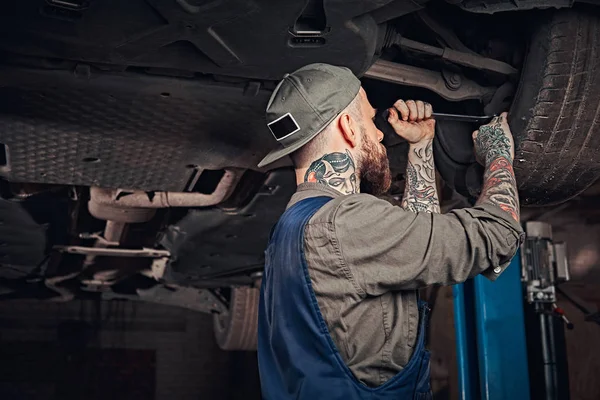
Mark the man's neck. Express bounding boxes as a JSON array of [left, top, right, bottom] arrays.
[[295, 149, 360, 195]]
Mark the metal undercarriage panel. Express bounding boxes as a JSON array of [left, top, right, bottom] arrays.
[[160, 169, 296, 282], [0, 66, 275, 191], [0, 0, 384, 80]]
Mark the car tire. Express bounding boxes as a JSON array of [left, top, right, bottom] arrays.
[[435, 9, 600, 205], [509, 8, 600, 205], [213, 286, 259, 351]]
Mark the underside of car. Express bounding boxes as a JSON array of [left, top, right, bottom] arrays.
[[0, 0, 599, 349]]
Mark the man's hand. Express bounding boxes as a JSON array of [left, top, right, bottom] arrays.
[[473, 112, 515, 165], [387, 99, 435, 144], [393, 99, 440, 214]]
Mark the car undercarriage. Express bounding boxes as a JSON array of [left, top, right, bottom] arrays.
[[0, 0, 599, 349]]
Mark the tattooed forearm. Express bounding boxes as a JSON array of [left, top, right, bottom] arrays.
[[475, 120, 513, 163], [304, 149, 358, 194], [476, 157, 520, 221], [474, 116, 512, 165], [402, 139, 440, 213], [474, 115, 520, 222]]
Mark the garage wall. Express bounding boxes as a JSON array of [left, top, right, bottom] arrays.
[[530, 198, 600, 400], [0, 299, 261, 400]]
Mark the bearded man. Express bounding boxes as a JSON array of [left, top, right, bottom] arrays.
[[257, 63, 523, 399]]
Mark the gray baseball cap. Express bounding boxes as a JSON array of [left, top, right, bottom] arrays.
[[258, 63, 361, 168]]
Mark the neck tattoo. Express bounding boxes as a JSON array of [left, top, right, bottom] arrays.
[[304, 150, 358, 194]]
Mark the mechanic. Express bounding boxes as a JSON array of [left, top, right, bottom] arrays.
[[257, 63, 523, 399]]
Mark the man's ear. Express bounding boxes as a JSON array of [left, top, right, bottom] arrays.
[[338, 112, 359, 149]]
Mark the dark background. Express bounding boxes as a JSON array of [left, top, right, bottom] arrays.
[[0, 300, 260, 400]]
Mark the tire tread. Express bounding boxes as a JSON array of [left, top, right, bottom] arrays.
[[510, 9, 600, 204]]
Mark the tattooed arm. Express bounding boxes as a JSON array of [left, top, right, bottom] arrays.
[[387, 99, 440, 213], [402, 140, 440, 213], [473, 112, 520, 222]]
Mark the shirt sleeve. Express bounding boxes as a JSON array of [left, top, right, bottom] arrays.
[[332, 194, 525, 294]]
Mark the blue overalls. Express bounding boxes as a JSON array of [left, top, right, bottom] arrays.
[[258, 196, 432, 399]]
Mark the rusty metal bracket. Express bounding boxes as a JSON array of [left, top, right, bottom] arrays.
[[54, 245, 170, 258], [395, 37, 518, 76], [89, 168, 244, 210], [55, 244, 171, 285], [139, 257, 169, 281], [364, 59, 495, 102], [78, 232, 119, 247], [417, 10, 478, 55]]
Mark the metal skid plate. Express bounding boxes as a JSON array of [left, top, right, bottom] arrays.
[[0, 0, 385, 191], [160, 168, 296, 283], [0, 66, 274, 191], [0, 0, 380, 80]]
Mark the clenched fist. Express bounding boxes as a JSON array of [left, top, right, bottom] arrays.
[[386, 99, 435, 144]]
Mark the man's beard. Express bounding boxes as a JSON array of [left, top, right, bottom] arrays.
[[358, 135, 392, 196]]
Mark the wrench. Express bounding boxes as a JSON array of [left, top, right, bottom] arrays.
[[379, 109, 496, 124], [375, 109, 496, 146], [430, 112, 497, 124]]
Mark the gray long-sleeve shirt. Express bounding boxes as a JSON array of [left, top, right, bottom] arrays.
[[288, 182, 524, 387]]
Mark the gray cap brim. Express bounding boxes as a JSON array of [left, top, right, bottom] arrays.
[[257, 113, 336, 168]]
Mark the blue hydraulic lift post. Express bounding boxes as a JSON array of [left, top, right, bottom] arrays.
[[453, 251, 531, 400], [452, 279, 479, 399]]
